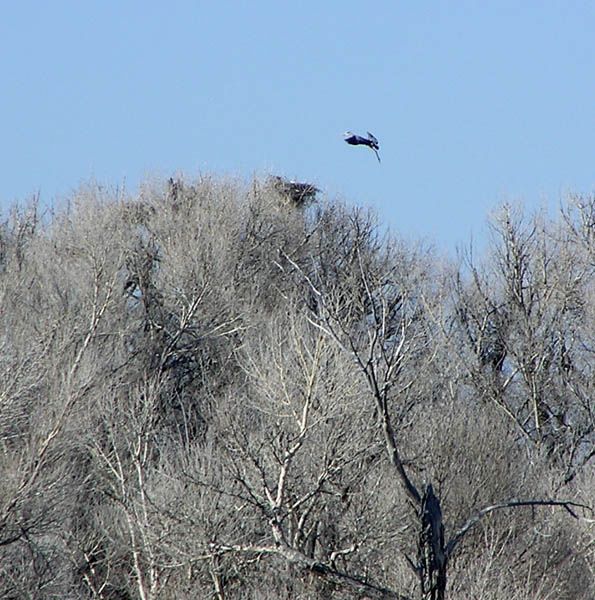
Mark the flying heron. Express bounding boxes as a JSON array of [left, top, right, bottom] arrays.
[[344, 131, 381, 163]]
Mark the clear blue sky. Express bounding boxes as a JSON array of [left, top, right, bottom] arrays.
[[1, 2, 594, 252]]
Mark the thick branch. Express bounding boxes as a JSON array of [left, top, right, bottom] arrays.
[[446, 499, 593, 558], [379, 410, 421, 505], [209, 542, 411, 600]]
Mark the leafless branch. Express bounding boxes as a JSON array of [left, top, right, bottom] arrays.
[[446, 499, 594, 557], [206, 541, 411, 600]]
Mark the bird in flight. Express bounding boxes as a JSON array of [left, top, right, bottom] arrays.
[[344, 131, 381, 163]]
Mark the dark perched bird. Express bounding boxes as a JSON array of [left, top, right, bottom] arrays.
[[344, 131, 381, 162]]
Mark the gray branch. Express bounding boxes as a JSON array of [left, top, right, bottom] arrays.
[[446, 499, 593, 558], [210, 542, 411, 600]]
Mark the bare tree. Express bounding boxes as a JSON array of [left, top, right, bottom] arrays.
[[283, 205, 592, 599], [0, 178, 592, 599]]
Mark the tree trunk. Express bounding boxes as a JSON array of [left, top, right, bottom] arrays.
[[418, 484, 447, 600]]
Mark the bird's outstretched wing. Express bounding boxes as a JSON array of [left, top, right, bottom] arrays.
[[367, 132, 379, 146]]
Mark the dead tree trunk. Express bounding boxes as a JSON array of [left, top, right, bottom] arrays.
[[418, 484, 447, 600]]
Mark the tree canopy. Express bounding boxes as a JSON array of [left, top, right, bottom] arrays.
[[0, 177, 593, 599]]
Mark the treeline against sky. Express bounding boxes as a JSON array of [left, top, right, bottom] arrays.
[[0, 176, 593, 599]]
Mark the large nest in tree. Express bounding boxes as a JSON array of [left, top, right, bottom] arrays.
[[268, 176, 320, 207]]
